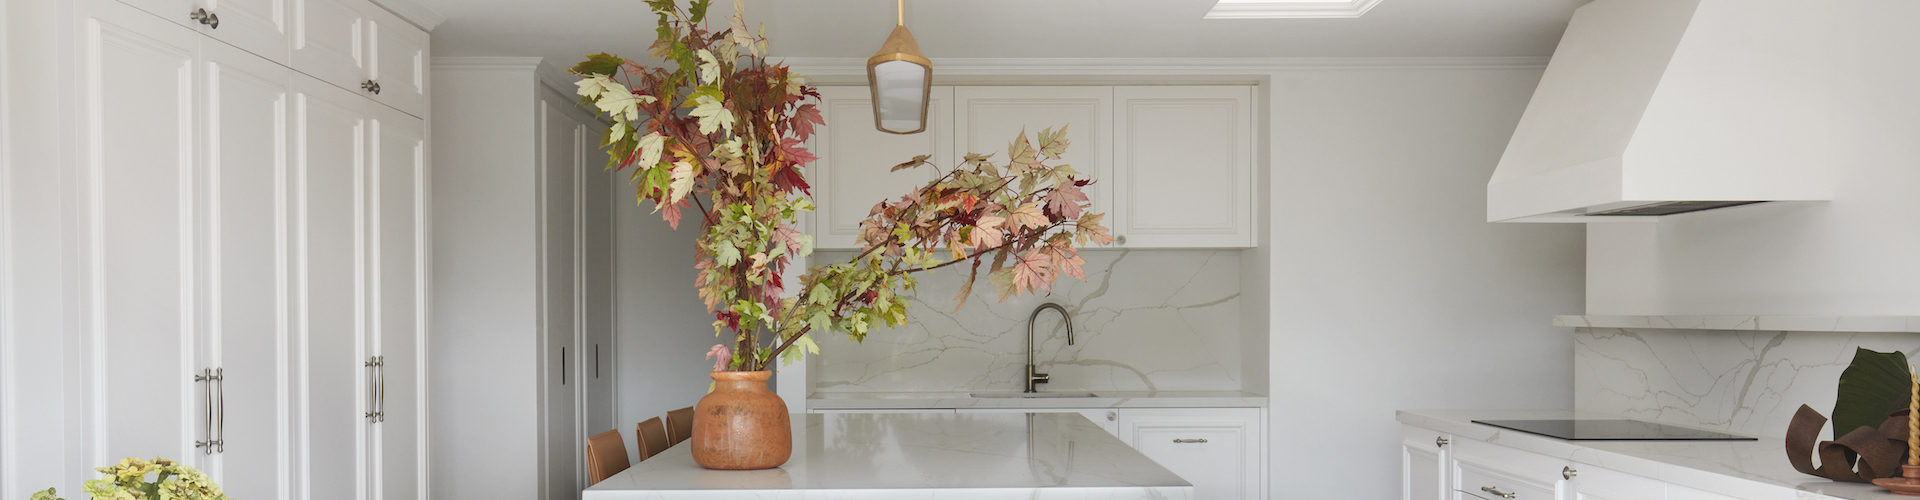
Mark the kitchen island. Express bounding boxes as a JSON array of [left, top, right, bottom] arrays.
[[583, 413, 1192, 499]]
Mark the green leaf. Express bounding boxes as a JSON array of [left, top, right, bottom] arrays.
[[688, 0, 712, 22], [1833, 347, 1912, 439], [570, 53, 627, 77]]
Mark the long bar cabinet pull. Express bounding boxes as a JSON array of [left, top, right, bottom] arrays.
[[365, 357, 379, 422], [214, 367, 225, 452], [194, 368, 214, 454], [1172, 438, 1208, 444], [375, 355, 386, 422]]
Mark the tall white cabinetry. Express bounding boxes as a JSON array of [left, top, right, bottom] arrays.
[[806, 85, 1254, 250], [65, 0, 428, 497], [429, 58, 615, 500]]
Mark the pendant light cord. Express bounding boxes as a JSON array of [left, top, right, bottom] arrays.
[[897, 0, 904, 26]]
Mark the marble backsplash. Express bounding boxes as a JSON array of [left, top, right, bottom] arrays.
[[1575, 327, 1920, 438], [810, 249, 1244, 394]]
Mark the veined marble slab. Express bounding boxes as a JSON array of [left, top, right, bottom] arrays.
[[807, 391, 1268, 410], [583, 413, 1192, 500], [813, 250, 1245, 394], [1554, 315, 1920, 333], [1399, 409, 1880, 500], [1575, 327, 1920, 439]]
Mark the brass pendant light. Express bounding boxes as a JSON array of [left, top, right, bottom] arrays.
[[866, 0, 933, 134]]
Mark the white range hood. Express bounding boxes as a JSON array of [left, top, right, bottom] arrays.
[[1487, 0, 1836, 223]]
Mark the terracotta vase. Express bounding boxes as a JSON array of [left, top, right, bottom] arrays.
[[691, 370, 791, 470]]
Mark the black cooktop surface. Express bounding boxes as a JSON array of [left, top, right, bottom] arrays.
[[1471, 419, 1758, 441]]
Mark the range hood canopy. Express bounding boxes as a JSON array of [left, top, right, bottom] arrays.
[[1487, 0, 1836, 223]]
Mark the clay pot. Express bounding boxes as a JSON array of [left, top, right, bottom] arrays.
[[691, 370, 791, 470]]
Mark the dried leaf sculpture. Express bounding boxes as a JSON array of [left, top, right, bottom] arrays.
[[1787, 405, 1912, 482]]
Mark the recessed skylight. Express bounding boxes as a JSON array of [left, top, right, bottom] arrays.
[[1203, 0, 1384, 19]]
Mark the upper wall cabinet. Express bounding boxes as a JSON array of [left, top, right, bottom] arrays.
[[118, 0, 290, 63], [1112, 86, 1254, 248], [808, 86, 954, 250], [955, 86, 1113, 226], [292, 0, 426, 117], [806, 85, 1254, 250]]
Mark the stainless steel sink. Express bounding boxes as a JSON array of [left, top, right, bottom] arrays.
[[969, 392, 1099, 398]]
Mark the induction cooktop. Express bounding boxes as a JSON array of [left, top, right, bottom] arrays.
[[1470, 419, 1758, 441]]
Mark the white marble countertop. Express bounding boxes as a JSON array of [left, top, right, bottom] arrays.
[[583, 413, 1192, 499], [1399, 409, 1908, 500], [806, 391, 1267, 410], [1552, 315, 1920, 333]]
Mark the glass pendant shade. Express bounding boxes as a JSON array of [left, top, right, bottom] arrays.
[[866, 24, 932, 134]]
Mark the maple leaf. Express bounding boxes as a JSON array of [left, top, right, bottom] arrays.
[[1044, 243, 1087, 280], [989, 268, 1018, 302], [1007, 129, 1043, 175], [772, 164, 811, 194], [662, 198, 686, 229], [1075, 212, 1114, 246], [776, 137, 818, 166], [1037, 125, 1070, 160], [569, 53, 626, 77], [891, 154, 932, 172], [696, 49, 721, 85], [1045, 185, 1088, 221], [1011, 248, 1054, 295], [689, 94, 735, 134], [789, 104, 824, 141], [729, 0, 755, 53], [772, 226, 811, 257], [634, 132, 666, 170], [664, 161, 698, 206], [1004, 202, 1047, 230], [969, 216, 1005, 249]]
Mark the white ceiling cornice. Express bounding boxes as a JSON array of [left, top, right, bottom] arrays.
[[1203, 0, 1386, 19], [780, 56, 1548, 80]]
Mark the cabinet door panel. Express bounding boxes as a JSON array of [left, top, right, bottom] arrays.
[[292, 75, 370, 500], [955, 87, 1112, 219], [205, 0, 289, 63], [809, 86, 952, 249], [77, 0, 204, 464], [372, 107, 426, 500], [290, 0, 366, 91], [538, 96, 582, 500], [201, 39, 292, 497], [1118, 408, 1261, 500], [1112, 86, 1253, 248], [366, 6, 427, 117], [1570, 466, 1663, 500], [115, 0, 200, 30], [1405, 443, 1442, 500]]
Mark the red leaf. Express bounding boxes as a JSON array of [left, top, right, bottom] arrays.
[[1045, 185, 1088, 221], [790, 103, 825, 141], [772, 164, 812, 195], [1012, 248, 1054, 295], [776, 137, 819, 166]]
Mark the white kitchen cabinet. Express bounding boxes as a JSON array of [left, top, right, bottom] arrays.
[[807, 86, 953, 249], [69, 0, 427, 496], [1569, 465, 1664, 500], [291, 0, 427, 117], [955, 86, 1113, 218], [1111, 86, 1254, 248], [1449, 438, 1569, 500], [117, 0, 290, 63], [1118, 408, 1263, 500], [1403, 426, 1451, 500], [955, 408, 1120, 436]]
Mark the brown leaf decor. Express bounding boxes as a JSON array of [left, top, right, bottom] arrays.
[[1787, 405, 1914, 482]]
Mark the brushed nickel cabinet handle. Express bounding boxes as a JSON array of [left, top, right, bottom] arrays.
[[1563, 466, 1577, 480], [1481, 486, 1516, 499], [1107, 411, 1117, 421], [214, 368, 225, 452], [206, 12, 218, 28], [194, 368, 214, 454], [365, 357, 379, 421], [1436, 436, 1449, 448], [1172, 438, 1208, 444]]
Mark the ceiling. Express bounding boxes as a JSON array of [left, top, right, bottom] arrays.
[[418, 0, 1592, 65]]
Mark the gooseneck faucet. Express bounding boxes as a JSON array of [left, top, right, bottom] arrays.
[[1025, 303, 1075, 393]]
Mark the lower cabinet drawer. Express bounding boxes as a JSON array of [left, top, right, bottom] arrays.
[[1454, 457, 1557, 500]]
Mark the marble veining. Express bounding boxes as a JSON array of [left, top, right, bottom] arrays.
[[812, 250, 1243, 394], [805, 391, 1267, 410], [1555, 316, 1920, 333], [1400, 409, 1879, 500], [1575, 327, 1920, 441], [584, 413, 1192, 500]]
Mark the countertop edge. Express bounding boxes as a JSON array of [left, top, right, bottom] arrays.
[[1396, 410, 1872, 500], [1552, 315, 1920, 333], [807, 395, 1268, 410]]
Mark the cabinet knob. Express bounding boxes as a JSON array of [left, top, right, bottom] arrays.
[[1480, 486, 1516, 499], [1172, 438, 1208, 444], [1115, 234, 1128, 245], [188, 8, 219, 29], [1436, 436, 1449, 448], [361, 80, 383, 95], [1562, 466, 1578, 480], [1106, 411, 1116, 421]]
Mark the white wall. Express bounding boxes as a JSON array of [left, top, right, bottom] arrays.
[[1583, 0, 1920, 317], [611, 169, 716, 461], [430, 63, 543, 500], [1265, 68, 1584, 500]]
